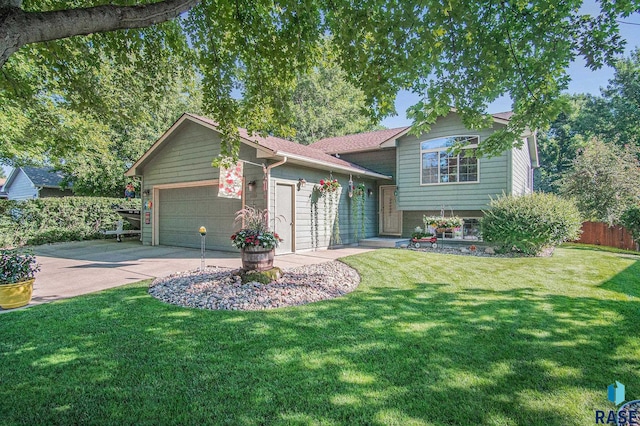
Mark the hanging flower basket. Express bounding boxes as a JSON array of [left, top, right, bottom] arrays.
[[318, 179, 340, 193]]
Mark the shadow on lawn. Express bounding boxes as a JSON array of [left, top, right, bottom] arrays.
[[599, 260, 640, 298], [1, 264, 639, 425]]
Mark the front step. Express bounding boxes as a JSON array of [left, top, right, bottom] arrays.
[[358, 237, 409, 248]]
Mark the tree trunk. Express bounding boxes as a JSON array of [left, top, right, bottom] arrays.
[[0, 0, 200, 67]]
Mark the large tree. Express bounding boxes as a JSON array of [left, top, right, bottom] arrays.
[[283, 46, 381, 145], [535, 49, 640, 192], [1, 0, 639, 160], [1, 47, 202, 196], [560, 139, 640, 225]]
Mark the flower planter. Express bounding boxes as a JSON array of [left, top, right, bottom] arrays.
[[410, 236, 437, 248], [0, 279, 35, 309], [241, 247, 275, 271]]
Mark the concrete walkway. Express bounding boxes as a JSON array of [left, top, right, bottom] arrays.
[[1, 239, 373, 312]]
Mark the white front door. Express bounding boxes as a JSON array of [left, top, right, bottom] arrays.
[[275, 183, 295, 254], [380, 185, 402, 235]]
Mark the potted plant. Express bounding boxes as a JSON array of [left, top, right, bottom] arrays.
[[231, 207, 282, 271], [411, 226, 434, 240], [423, 215, 464, 234], [0, 249, 40, 309]]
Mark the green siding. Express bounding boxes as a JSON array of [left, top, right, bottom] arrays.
[[396, 112, 509, 211], [340, 149, 397, 180], [138, 121, 266, 248], [270, 164, 378, 249], [510, 140, 532, 195]]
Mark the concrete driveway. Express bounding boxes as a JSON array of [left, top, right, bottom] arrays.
[[3, 239, 372, 311]]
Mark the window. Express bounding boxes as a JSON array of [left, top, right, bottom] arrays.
[[420, 136, 479, 185]]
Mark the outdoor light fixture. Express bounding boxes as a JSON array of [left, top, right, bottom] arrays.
[[247, 180, 257, 192], [297, 178, 307, 191], [142, 189, 151, 196], [367, 188, 373, 198]]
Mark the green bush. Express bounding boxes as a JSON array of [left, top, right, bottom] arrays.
[[621, 205, 640, 244], [0, 197, 140, 248], [481, 192, 582, 255]]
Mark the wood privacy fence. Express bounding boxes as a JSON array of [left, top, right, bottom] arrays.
[[576, 221, 638, 251]]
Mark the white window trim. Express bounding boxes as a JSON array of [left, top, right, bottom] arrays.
[[419, 135, 481, 186]]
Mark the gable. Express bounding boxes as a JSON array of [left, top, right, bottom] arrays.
[[127, 114, 391, 180]]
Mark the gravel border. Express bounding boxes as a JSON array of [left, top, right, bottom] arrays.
[[149, 261, 360, 311]]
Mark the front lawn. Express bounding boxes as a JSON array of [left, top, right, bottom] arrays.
[[1, 247, 638, 425]]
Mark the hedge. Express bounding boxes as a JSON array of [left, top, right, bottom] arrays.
[[0, 197, 141, 248]]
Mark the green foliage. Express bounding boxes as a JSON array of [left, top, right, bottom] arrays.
[[284, 42, 381, 145], [423, 216, 464, 230], [621, 205, 640, 244], [481, 192, 582, 255], [411, 226, 434, 240], [231, 207, 281, 249], [535, 95, 591, 193], [0, 249, 40, 284], [1, 44, 202, 197], [0, 197, 140, 248], [537, 49, 640, 192], [560, 139, 640, 225], [351, 183, 366, 241], [2, 1, 636, 161]]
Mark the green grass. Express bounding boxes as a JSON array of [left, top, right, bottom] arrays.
[[1, 247, 639, 425]]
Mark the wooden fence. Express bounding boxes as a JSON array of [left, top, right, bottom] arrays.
[[575, 221, 638, 251]]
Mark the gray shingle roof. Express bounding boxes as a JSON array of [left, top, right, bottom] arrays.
[[21, 166, 68, 188]]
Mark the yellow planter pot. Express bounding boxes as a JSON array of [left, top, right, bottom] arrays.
[[0, 279, 35, 309]]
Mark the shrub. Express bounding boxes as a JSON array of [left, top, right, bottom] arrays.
[[481, 192, 582, 255], [0, 197, 141, 248], [621, 205, 640, 245]]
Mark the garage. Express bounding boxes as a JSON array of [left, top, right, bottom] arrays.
[[156, 183, 241, 250]]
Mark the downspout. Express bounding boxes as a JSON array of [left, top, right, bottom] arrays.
[[264, 157, 288, 229]]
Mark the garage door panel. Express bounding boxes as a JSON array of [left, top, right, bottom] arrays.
[[158, 185, 241, 250]]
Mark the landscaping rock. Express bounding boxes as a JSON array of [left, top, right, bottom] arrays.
[[484, 247, 495, 254], [149, 261, 360, 311]]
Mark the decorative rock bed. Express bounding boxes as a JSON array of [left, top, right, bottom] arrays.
[[149, 261, 360, 311], [402, 245, 555, 258]]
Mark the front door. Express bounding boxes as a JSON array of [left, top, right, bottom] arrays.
[[275, 183, 295, 254], [380, 185, 402, 235]]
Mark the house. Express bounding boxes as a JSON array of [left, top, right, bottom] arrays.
[[125, 111, 538, 253], [311, 110, 538, 238], [0, 177, 7, 199], [3, 166, 73, 201]]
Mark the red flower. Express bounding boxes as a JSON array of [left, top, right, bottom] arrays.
[[319, 179, 325, 185]]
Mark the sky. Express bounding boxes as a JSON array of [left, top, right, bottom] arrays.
[[2, 3, 639, 179]]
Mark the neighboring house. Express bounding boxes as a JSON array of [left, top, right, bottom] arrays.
[[126, 111, 538, 253], [0, 177, 7, 199], [3, 167, 73, 201]]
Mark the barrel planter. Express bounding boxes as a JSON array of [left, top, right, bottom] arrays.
[[241, 247, 275, 271], [0, 279, 35, 309]]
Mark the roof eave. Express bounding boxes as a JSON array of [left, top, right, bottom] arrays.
[[273, 151, 392, 180], [3, 167, 24, 190]]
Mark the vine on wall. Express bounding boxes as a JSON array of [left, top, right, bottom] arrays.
[[310, 178, 341, 248], [351, 183, 366, 241]]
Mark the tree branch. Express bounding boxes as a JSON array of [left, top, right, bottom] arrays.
[[0, 0, 200, 67]]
